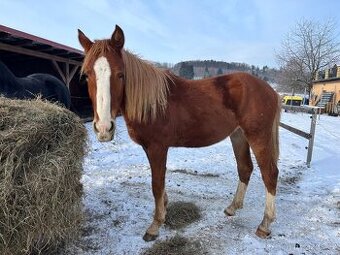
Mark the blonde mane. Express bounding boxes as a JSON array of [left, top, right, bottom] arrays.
[[122, 50, 171, 123], [81, 39, 171, 123]]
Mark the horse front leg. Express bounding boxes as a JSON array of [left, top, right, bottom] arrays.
[[143, 145, 168, 241]]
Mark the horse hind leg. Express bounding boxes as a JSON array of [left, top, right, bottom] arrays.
[[249, 136, 279, 238], [225, 128, 254, 216], [257, 184, 277, 238]]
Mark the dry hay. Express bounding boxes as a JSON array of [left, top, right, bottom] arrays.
[[165, 201, 201, 230], [0, 97, 87, 255], [142, 235, 207, 255]]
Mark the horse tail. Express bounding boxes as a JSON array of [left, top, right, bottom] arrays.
[[272, 93, 281, 163]]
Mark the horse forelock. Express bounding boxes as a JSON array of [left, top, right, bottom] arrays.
[[122, 50, 172, 123], [81, 40, 112, 75]]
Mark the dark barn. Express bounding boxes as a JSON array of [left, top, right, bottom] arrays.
[[0, 25, 92, 119]]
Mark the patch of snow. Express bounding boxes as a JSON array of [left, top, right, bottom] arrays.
[[66, 111, 340, 255]]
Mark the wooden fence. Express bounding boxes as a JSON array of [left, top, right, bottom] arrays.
[[280, 105, 322, 167]]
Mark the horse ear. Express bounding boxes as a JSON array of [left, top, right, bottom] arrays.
[[78, 29, 93, 53], [111, 25, 125, 50]]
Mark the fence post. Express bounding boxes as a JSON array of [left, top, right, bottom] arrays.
[[306, 110, 317, 167]]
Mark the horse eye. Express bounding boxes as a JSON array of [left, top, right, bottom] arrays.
[[118, 73, 124, 80]]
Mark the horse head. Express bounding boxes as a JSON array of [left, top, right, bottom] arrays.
[[78, 25, 126, 142]]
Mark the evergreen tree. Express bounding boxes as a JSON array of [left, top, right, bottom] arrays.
[[179, 62, 194, 79], [204, 66, 210, 78]]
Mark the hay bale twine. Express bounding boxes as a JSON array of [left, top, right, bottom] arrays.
[[0, 97, 87, 255]]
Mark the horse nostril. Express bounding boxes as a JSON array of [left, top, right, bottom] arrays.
[[109, 121, 115, 132], [93, 121, 99, 133]]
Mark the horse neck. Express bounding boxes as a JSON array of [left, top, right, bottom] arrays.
[[0, 61, 19, 90], [122, 50, 171, 123]]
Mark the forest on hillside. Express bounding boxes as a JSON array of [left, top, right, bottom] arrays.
[[155, 60, 281, 85]]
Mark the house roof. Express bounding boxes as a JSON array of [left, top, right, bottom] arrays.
[[313, 77, 340, 84]]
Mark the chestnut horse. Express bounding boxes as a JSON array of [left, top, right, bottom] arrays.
[[78, 25, 281, 241]]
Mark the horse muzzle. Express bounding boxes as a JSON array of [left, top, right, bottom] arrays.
[[93, 120, 115, 142]]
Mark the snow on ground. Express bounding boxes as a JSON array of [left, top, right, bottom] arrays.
[[66, 110, 339, 255]]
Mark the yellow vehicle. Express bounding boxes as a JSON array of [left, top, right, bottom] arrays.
[[282, 95, 303, 106]]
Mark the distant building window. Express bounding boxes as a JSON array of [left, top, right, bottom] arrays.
[[318, 70, 325, 80], [329, 65, 338, 78]]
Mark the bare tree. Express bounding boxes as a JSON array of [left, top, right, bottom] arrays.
[[276, 19, 340, 94], [276, 58, 308, 93]]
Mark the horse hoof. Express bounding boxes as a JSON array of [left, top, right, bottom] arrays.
[[255, 227, 271, 239], [224, 208, 235, 216], [143, 232, 158, 242]]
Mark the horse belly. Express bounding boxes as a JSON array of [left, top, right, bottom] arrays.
[[174, 111, 238, 147]]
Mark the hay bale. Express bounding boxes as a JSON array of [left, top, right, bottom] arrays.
[[142, 235, 206, 255], [165, 201, 201, 230], [0, 97, 87, 255]]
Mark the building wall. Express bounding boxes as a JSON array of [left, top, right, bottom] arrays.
[[311, 80, 340, 105], [311, 65, 340, 113]]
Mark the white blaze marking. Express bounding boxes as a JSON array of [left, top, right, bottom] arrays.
[[94, 56, 111, 131]]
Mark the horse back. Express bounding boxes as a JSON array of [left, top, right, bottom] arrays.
[[22, 74, 71, 109]]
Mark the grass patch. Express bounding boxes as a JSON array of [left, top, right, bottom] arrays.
[[165, 201, 201, 229], [142, 235, 207, 255]]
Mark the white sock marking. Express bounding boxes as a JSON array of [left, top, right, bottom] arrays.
[[265, 189, 276, 220], [234, 181, 247, 205]]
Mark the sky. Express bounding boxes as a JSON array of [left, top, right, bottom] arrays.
[[0, 0, 340, 67]]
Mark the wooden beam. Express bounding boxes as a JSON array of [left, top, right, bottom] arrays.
[[306, 113, 317, 168], [68, 65, 79, 85], [0, 42, 82, 66], [65, 62, 69, 87], [279, 122, 311, 139], [52, 61, 80, 88], [281, 104, 321, 114], [52, 60, 67, 84]]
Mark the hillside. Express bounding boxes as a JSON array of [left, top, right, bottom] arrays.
[[171, 60, 280, 83]]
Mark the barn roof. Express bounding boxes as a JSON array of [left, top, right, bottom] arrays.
[[0, 24, 92, 118], [0, 24, 83, 65]]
